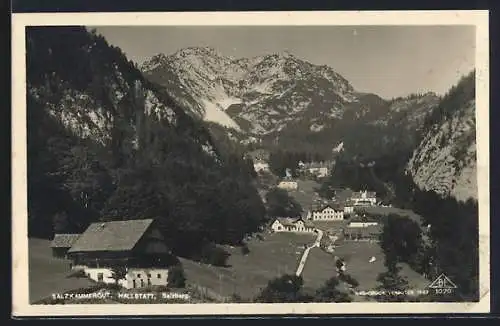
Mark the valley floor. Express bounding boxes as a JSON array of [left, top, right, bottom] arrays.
[[27, 205, 431, 304]]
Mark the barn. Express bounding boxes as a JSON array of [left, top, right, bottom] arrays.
[[67, 219, 175, 289], [50, 233, 81, 258]]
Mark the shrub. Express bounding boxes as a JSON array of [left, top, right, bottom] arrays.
[[67, 268, 87, 278], [168, 264, 187, 288], [200, 243, 230, 267], [241, 243, 250, 255], [339, 273, 359, 288], [254, 274, 310, 303]]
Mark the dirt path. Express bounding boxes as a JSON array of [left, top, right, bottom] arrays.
[[295, 229, 324, 276]]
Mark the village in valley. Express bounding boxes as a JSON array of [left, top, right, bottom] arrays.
[[40, 146, 430, 304]]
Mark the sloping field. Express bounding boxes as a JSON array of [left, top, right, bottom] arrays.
[[180, 232, 324, 300], [28, 238, 96, 303], [332, 241, 430, 293]]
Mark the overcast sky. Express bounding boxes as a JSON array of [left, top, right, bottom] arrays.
[[92, 25, 475, 99]]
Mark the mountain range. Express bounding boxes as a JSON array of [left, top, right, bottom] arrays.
[[141, 47, 477, 202]]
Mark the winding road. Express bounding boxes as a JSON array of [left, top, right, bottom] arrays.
[[295, 229, 324, 276]]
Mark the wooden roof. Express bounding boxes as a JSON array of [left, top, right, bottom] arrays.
[[275, 217, 315, 228], [68, 219, 155, 253], [50, 234, 81, 248]]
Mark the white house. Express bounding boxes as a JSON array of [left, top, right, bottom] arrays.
[[67, 219, 172, 289], [343, 223, 382, 241], [351, 190, 377, 206], [307, 204, 344, 221], [348, 221, 379, 228], [253, 160, 270, 173], [271, 217, 316, 233], [277, 180, 298, 191], [343, 204, 354, 214], [299, 161, 332, 178]]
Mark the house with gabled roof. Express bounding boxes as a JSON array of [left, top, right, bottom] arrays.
[[271, 217, 316, 233], [343, 224, 382, 242], [50, 233, 81, 258], [67, 218, 174, 289], [307, 203, 345, 221], [351, 190, 377, 206], [298, 161, 334, 178]]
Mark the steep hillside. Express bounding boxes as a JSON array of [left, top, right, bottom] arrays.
[[27, 27, 266, 255], [406, 71, 476, 202]]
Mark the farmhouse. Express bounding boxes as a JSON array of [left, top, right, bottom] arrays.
[[343, 224, 382, 241], [298, 161, 333, 178], [351, 190, 377, 206], [347, 215, 379, 227], [50, 233, 81, 258], [277, 179, 298, 191], [253, 159, 270, 173], [271, 217, 316, 233], [342, 216, 381, 241], [307, 204, 344, 221], [343, 203, 355, 214], [67, 219, 174, 289]]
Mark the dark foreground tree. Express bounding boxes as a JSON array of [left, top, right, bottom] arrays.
[[254, 274, 311, 303], [314, 277, 352, 302], [168, 264, 186, 288], [375, 261, 409, 302], [265, 188, 303, 218], [110, 266, 128, 287]]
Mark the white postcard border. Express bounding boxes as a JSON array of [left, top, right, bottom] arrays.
[[11, 10, 490, 316]]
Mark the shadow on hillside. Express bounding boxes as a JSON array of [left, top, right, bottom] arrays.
[[177, 243, 232, 268]]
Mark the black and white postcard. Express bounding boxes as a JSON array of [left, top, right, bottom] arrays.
[[11, 10, 490, 316]]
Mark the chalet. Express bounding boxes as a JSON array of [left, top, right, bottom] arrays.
[[50, 233, 81, 258], [277, 179, 298, 191], [67, 219, 173, 289], [271, 217, 316, 233], [343, 203, 355, 215], [298, 161, 333, 178], [347, 215, 379, 228], [343, 224, 382, 241], [307, 204, 344, 221], [351, 190, 377, 206]]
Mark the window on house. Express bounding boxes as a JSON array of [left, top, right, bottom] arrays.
[[137, 273, 141, 278], [147, 273, 151, 278], [97, 273, 104, 282], [157, 273, 161, 279]]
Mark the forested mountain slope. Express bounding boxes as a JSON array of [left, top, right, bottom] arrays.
[[27, 27, 266, 256]]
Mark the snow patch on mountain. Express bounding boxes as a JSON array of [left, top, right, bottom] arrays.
[[201, 99, 242, 131]]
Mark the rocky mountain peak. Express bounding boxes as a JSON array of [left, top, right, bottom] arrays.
[[142, 48, 357, 135]]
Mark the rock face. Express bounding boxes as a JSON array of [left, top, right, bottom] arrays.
[[406, 71, 477, 202], [141, 48, 356, 135], [27, 28, 219, 160]]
